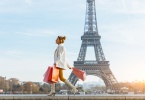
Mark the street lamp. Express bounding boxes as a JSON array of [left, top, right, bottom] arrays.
[[10, 79, 12, 94], [143, 80, 145, 94], [4, 77, 6, 94], [30, 85, 32, 94], [21, 82, 23, 94]]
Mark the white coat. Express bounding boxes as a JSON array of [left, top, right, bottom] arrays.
[[54, 44, 71, 70]]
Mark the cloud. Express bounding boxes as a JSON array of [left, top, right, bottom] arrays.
[[129, 0, 145, 14], [0, 31, 7, 35], [0, 0, 85, 14], [121, 0, 130, 19], [0, 0, 144, 15], [101, 17, 145, 47], [0, 50, 23, 56], [15, 29, 60, 37], [24, 0, 32, 5], [95, 0, 145, 15]]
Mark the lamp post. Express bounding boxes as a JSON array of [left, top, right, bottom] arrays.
[[4, 77, 6, 94], [143, 80, 145, 94], [21, 82, 23, 94], [30, 85, 32, 94], [10, 79, 12, 94]]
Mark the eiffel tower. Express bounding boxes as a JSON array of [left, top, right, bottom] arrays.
[[68, 0, 117, 88]]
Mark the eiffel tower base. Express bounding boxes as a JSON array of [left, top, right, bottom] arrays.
[[68, 61, 117, 91]]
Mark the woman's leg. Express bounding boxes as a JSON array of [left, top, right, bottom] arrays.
[[59, 69, 78, 94], [51, 83, 55, 93], [48, 83, 55, 96], [59, 69, 66, 82]]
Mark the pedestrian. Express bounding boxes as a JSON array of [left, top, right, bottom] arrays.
[[48, 36, 78, 96]]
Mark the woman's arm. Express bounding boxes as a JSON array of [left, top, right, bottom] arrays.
[[66, 58, 72, 69], [54, 46, 64, 66]]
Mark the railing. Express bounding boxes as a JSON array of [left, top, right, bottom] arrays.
[[1, 95, 145, 100], [74, 61, 109, 65]]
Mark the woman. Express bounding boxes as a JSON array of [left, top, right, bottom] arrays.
[[48, 36, 78, 96]]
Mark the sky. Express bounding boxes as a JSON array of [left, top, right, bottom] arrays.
[[0, 0, 145, 84]]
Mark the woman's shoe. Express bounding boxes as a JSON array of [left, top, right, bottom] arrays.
[[64, 80, 78, 95], [48, 83, 55, 96], [72, 87, 78, 94], [47, 92, 55, 96]]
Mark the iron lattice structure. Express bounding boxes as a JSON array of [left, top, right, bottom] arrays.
[[68, 0, 117, 88]]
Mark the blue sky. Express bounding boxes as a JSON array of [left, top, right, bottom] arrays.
[[0, 0, 145, 84]]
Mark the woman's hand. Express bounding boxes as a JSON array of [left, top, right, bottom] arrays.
[[53, 63, 56, 67]]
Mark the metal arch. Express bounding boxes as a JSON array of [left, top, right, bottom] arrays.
[[84, 69, 116, 86]]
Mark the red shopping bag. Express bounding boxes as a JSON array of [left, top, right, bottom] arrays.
[[72, 68, 86, 81], [43, 66, 52, 83], [43, 66, 59, 84]]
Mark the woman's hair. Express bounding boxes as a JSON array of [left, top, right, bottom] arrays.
[[58, 36, 66, 43]]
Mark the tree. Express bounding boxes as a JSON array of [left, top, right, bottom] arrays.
[[39, 83, 50, 93], [8, 78, 20, 93], [0, 76, 5, 90], [20, 82, 39, 94]]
